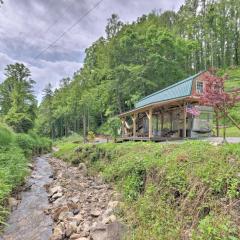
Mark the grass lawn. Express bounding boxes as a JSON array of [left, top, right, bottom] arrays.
[[219, 126, 240, 137]]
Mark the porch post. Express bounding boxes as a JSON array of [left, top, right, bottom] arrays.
[[131, 113, 137, 137], [121, 117, 125, 137], [170, 111, 173, 131], [183, 103, 187, 138], [161, 112, 164, 132], [146, 108, 153, 139]]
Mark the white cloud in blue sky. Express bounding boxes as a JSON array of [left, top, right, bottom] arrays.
[[0, 0, 184, 101]]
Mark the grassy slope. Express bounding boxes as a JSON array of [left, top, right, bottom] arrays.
[[0, 125, 28, 225], [221, 67, 240, 91], [54, 141, 240, 240], [218, 67, 240, 137]]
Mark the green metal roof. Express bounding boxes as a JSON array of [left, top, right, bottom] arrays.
[[135, 72, 203, 108]]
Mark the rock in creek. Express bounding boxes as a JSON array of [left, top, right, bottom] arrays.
[[90, 210, 101, 217], [27, 163, 34, 170], [90, 221, 127, 240], [49, 185, 63, 195], [8, 197, 19, 210]]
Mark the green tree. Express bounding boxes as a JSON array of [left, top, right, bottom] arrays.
[[0, 63, 37, 132], [36, 83, 55, 138], [36, 2, 240, 138], [105, 14, 123, 39]]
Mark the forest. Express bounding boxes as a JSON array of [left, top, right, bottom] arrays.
[[33, 0, 240, 139], [0, 0, 239, 138]]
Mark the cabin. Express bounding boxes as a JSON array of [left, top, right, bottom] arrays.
[[119, 71, 214, 141]]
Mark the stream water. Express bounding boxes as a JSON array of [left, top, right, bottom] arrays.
[[0, 155, 53, 240]]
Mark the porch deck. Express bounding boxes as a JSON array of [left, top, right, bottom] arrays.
[[117, 136, 182, 142]]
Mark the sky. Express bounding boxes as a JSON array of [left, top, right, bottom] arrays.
[[0, 0, 184, 102]]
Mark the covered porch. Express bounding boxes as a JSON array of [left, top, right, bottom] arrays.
[[119, 97, 197, 142]]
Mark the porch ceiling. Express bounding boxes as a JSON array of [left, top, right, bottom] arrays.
[[119, 96, 200, 117]]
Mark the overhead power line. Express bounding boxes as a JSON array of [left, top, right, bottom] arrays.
[[42, 0, 74, 36], [35, 0, 104, 59]]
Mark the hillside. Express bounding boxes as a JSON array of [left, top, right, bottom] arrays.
[[36, 0, 240, 139], [222, 67, 240, 91], [54, 140, 240, 239], [217, 67, 240, 137]]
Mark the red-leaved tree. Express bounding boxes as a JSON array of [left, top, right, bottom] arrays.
[[198, 71, 240, 141]]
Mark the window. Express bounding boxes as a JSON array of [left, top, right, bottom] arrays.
[[196, 81, 204, 94]]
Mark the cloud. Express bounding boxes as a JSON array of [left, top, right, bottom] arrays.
[[0, 0, 184, 102], [31, 59, 83, 101], [0, 52, 82, 102]]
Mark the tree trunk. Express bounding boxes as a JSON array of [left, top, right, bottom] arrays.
[[87, 107, 90, 132], [100, 112, 104, 124], [83, 110, 87, 143], [226, 113, 240, 130], [223, 112, 226, 142], [215, 110, 219, 137]]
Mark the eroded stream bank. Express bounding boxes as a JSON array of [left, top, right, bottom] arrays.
[[1, 155, 127, 240]]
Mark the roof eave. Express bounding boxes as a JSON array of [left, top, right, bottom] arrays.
[[119, 95, 200, 117]]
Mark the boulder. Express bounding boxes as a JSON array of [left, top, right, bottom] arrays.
[[51, 223, 65, 240], [52, 192, 63, 200], [90, 221, 127, 240], [58, 211, 73, 221], [69, 233, 83, 240], [49, 186, 62, 195], [90, 210, 101, 217], [70, 196, 80, 204], [23, 182, 32, 191], [107, 201, 119, 209], [52, 206, 69, 221], [27, 163, 34, 170], [73, 209, 80, 215], [78, 222, 91, 237], [68, 214, 83, 226], [8, 197, 18, 210], [102, 214, 117, 224], [78, 163, 87, 176], [67, 202, 78, 210], [90, 223, 107, 240], [53, 196, 66, 205], [65, 221, 78, 237]]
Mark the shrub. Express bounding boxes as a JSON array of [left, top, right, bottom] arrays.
[[87, 131, 95, 143], [0, 124, 14, 146], [15, 132, 52, 156], [5, 112, 33, 133], [107, 117, 121, 142], [192, 214, 238, 240], [0, 145, 28, 224], [15, 133, 35, 156]]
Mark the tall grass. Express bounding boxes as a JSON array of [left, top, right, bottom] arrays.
[[0, 124, 52, 226]]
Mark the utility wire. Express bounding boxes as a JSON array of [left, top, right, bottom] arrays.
[[35, 0, 104, 59], [42, 0, 74, 35]]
